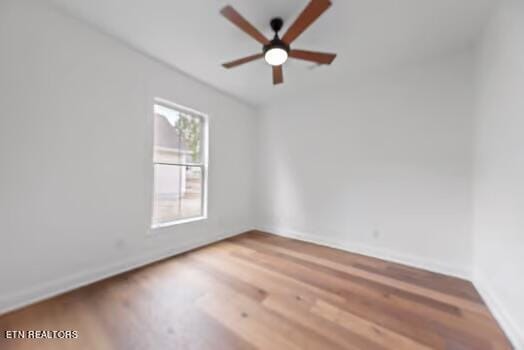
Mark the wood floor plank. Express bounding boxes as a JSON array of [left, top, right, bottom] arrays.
[[229, 238, 511, 349], [195, 243, 347, 304], [197, 288, 347, 350], [228, 243, 448, 348], [230, 238, 462, 320], [359, 263, 483, 303], [262, 294, 386, 350], [235, 235, 487, 315], [0, 231, 513, 350], [197, 291, 298, 350], [311, 299, 433, 350], [247, 231, 483, 302]]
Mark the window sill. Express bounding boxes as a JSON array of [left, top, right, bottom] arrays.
[[150, 215, 207, 230]]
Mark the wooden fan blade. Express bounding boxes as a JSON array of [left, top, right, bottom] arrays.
[[289, 49, 336, 65], [281, 0, 331, 45], [273, 65, 283, 85], [220, 5, 270, 45], [222, 53, 264, 68]]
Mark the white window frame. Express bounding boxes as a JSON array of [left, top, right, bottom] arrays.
[[151, 98, 208, 229]]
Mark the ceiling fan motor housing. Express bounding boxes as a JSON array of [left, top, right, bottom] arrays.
[[263, 39, 290, 55]]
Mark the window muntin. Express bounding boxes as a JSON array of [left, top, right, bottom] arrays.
[[152, 101, 207, 227]]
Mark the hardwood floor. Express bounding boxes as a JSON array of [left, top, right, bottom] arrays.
[[0, 231, 512, 350]]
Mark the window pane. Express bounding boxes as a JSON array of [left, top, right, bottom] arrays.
[[154, 104, 203, 164], [152, 164, 203, 225]]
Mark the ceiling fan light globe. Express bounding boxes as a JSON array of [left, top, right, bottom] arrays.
[[264, 48, 288, 66]]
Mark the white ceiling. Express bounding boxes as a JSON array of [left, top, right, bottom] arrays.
[[48, 0, 499, 107]]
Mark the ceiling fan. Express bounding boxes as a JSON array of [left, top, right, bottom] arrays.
[[220, 0, 337, 85]]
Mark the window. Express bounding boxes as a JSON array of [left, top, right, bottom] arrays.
[[151, 100, 207, 228]]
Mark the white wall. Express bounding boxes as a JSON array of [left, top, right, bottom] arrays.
[[0, 0, 257, 313], [473, 1, 524, 347], [257, 52, 476, 277]]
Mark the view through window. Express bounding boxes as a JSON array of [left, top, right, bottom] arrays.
[[152, 102, 207, 227]]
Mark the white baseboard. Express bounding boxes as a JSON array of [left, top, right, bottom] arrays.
[[473, 273, 523, 350], [0, 229, 247, 316], [257, 226, 471, 280]]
